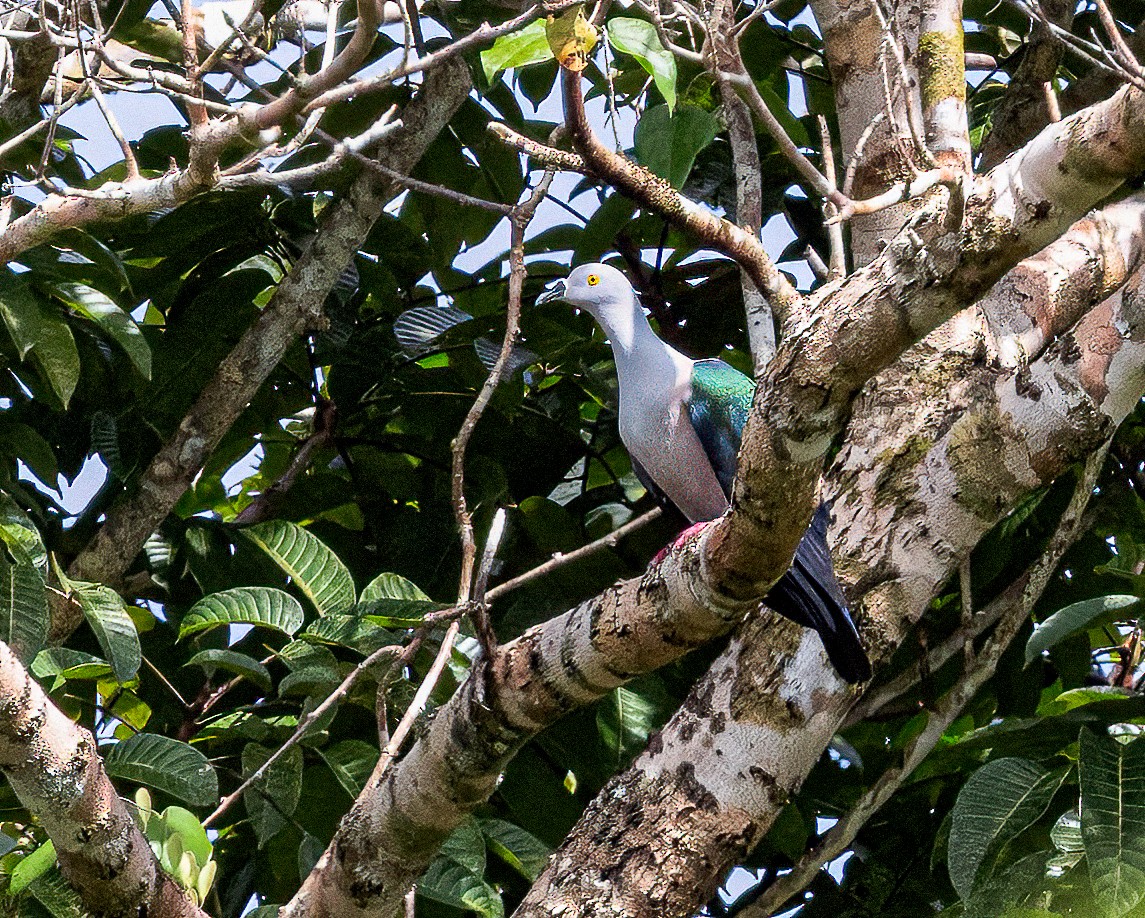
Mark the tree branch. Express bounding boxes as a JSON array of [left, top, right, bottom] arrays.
[[0, 642, 208, 918], [560, 68, 804, 323], [60, 59, 473, 632]]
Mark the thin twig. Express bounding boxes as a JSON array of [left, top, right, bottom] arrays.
[[88, 81, 138, 180], [303, 0, 584, 112], [486, 507, 662, 602], [818, 114, 846, 279], [202, 642, 403, 828]]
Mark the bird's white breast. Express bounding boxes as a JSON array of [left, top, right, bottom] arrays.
[[617, 350, 729, 523]]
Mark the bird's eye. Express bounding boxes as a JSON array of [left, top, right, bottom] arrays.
[[586, 274, 600, 286]]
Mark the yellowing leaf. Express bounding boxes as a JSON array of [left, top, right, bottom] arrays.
[[546, 7, 597, 72]]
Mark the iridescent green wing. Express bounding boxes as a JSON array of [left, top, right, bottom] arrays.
[[686, 359, 754, 498]]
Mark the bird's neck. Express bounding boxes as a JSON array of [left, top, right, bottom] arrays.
[[596, 301, 677, 370]]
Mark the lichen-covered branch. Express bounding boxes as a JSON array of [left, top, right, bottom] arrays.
[[917, 0, 971, 171], [0, 642, 208, 918], [741, 445, 1104, 917], [703, 83, 1145, 604], [514, 260, 1145, 917], [256, 84, 1145, 918]]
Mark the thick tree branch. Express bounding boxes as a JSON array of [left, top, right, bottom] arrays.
[[742, 443, 1104, 916], [515, 260, 1145, 917], [259, 87, 1145, 917], [702, 83, 1145, 604], [0, 642, 208, 918]]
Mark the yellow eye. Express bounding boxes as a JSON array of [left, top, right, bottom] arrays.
[[586, 274, 600, 286]]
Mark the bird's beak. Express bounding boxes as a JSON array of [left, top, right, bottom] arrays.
[[535, 280, 566, 305]]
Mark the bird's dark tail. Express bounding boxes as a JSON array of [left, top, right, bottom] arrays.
[[764, 505, 872, 684]]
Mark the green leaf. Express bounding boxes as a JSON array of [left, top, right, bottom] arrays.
[[607, 18, 677, 111], [480, 19, 554, 81], [52, 281, 151, 379], [105, 733, 219, 807], [597, 684, 664, 767], [242, 743, 303, 847], [360, 572, 431, 603], [179, 586, 305, 639], [240, 522, 356, 616], [72, 582, 140, 683], [303, 612, 396, 653], [0, 541, 48, 664], [0, 277, 51, 358], [1026, 595, 1141, 663], [9, 841, 56, 894], [0, 492, 48, 574], [317, 739, 378, 798], [27, 865, 86, 918], [633, 104, 720, 188], [186, 648, 273, 692], [144, 805, 213, 873], [948, 757, 1067, 900], [1080, 729, 1145, 916], [479, 818, 551, 880], [418, 855, 505, 918], [0, 277, 80, 408]]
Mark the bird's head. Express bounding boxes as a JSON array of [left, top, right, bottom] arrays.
[[535, 263, 638, 327]]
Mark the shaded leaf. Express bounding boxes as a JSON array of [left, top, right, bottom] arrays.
[[418, 855, 504, 918], [72, 581, 140, 683], [1080, 729, 1145, 916], [105, 733, 219, 807], [242, 743, 303, 848], [360, 572, 431, 603], [318, 739, 378, 798], [186, 648, 273, 692], [479, 818, 551, 880], [180, 587, 304, 639], [52, 281, 151, 378], [1026, 595, 1141, 663], [240, 522, 356, 616], [633, 104, 719, 188], [948, 757, 1067, 900]]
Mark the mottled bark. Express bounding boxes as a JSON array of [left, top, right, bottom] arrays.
[[918, 0, 970, 170], [0, 642, 208, 918], [277, 84, 1145, 918], [812, 0, 923, 265], [514, 253, 1145, 918]]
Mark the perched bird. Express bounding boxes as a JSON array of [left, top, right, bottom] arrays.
[[538, 263, 870, 683]]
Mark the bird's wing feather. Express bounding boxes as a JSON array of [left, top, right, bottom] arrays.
[[685, 363, 871, 681], [685, 359, 754, 499]]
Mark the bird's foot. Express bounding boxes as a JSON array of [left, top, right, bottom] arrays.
[[650, 521, 712, 567]]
